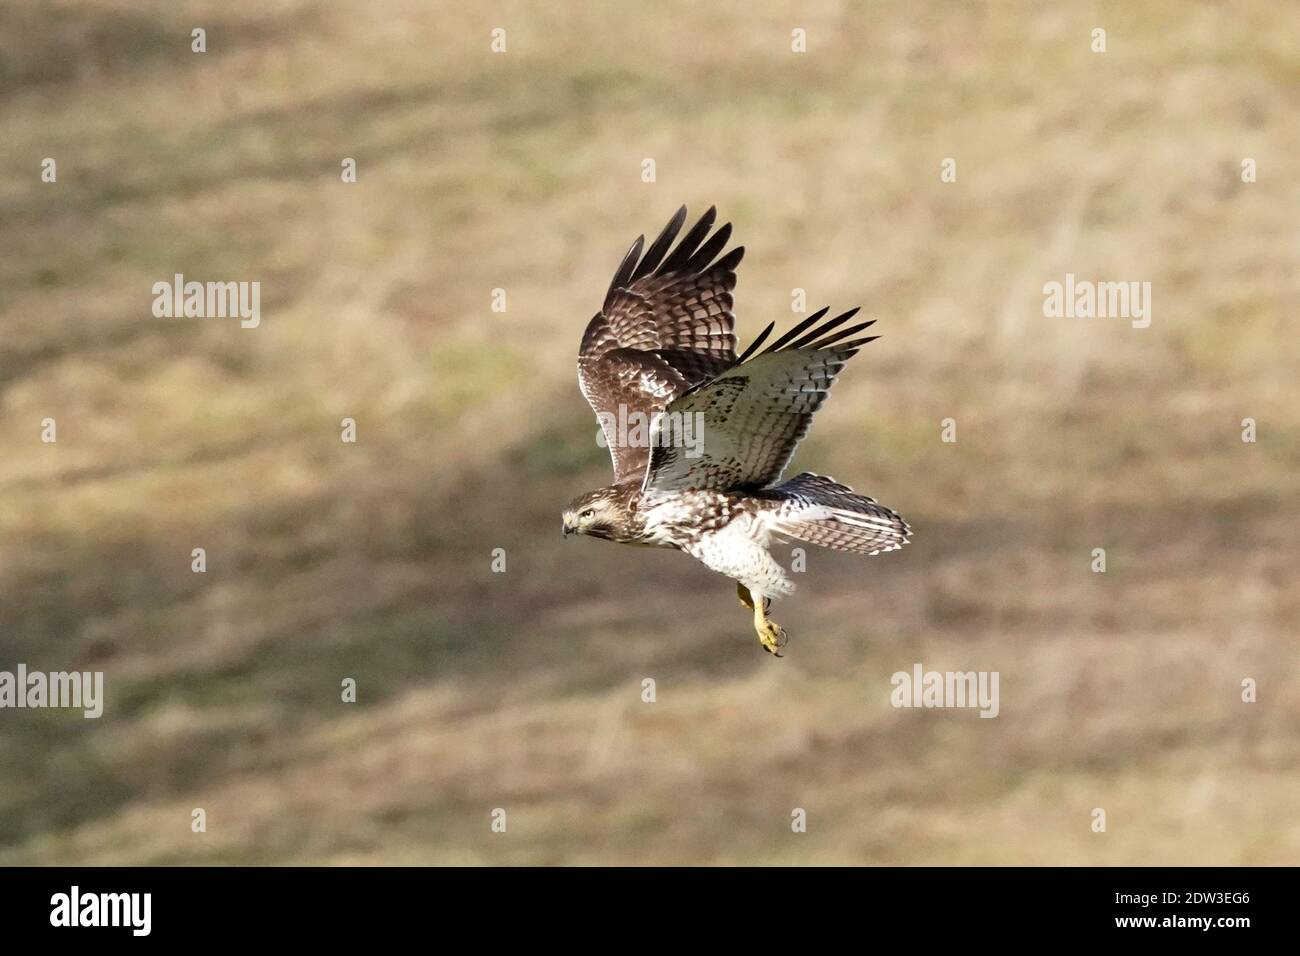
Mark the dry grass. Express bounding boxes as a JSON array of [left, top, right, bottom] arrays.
[[0, 0, 1297, 865]]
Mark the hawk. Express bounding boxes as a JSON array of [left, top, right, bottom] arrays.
[[562, 206, 910, 655]]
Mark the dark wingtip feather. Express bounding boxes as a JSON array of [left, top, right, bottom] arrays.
[[659, 206, 718, 274], [605, 235, 644, 303], [632, 206, 688, 282], [735, 320, 776, 364], [833, 334, 881, 350], [605, 206, 743, 314], [763, 307, 830, 354], [721, 245, 744, 268], [806, 318, 876, 350], [787, 307, 861, 350], [683, 221, 732, 274]]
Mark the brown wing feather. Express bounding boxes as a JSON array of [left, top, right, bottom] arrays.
[[578, 206, 745, 484]]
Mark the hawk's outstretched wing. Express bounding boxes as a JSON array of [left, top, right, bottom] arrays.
[[578, 206, 743, 485], [643, 307, 879, 494]]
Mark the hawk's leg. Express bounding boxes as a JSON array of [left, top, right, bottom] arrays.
[[742, 584, 786, 657], [735, 581, 771, 614]]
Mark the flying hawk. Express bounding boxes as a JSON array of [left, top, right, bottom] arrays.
[[562, 206, 909, 655]]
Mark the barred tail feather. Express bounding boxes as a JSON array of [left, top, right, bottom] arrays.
[[767, 472, 910, 556]]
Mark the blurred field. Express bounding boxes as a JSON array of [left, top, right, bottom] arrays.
[[1, 0, 1298, 865]]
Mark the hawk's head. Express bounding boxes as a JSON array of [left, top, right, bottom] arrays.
[[562, 485, 638, 542]]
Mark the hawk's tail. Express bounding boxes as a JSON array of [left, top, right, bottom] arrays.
[[766, 473, 910, 556]]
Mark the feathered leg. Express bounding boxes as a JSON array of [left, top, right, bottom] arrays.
[[735, 581, 771, 613]]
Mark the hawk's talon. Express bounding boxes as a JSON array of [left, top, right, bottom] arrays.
[[757, 620, 787, 656], [748, 586, 786, 658]]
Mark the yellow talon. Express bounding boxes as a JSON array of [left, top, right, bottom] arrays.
[[746, 585, 786, 657]]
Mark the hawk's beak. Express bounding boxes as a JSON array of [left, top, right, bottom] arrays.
[[562, 513, 574, 536]]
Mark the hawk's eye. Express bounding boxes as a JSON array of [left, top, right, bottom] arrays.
[[579, 508, 595, 520]]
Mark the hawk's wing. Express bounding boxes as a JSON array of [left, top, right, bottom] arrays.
[[643, 307, 879, 494], [578, 206, 743, 484]]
